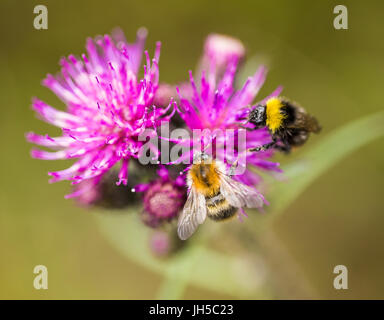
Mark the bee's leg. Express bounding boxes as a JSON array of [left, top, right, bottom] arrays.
[[248, 137, 277, 152], [228, 159, 239, 176], [275, 137, 292, 153], [238, 124, 253, 131]]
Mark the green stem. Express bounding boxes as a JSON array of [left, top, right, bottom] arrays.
[[95, 110, 384, 299], [268, 110, 384, 220]]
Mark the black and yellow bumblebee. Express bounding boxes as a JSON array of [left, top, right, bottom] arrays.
[[247, 97, 321, 153], [177, 153, 264, 240]]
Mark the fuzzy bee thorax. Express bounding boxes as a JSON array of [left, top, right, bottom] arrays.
[[265, 97, 286, 133], [188, 161, 221, 197]]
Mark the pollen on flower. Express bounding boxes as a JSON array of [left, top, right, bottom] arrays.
[[137, 167, 186, 227]]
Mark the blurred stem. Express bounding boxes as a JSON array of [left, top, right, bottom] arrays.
[[96, 213, 270, 299], [155, 244, 201, 299], [156, 266, 190, 299], [96, 110, 384, 299], [266, 110, 384, 222], [243, 110, 384, 297], [239, 110, 384, 298]]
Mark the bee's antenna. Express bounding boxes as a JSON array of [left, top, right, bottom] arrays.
[[202, 142, 211, 153], [238, 124, 252, 131], [228, 158, 239, 176], [198, 137, 213, 157], [238, 104, 252, 111]]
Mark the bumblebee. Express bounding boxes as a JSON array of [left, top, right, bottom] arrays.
[[247, 97, 321, 153], [177, 153, 264, 240]]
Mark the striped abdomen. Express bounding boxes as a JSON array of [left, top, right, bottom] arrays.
[[205, 191, 238, 221]]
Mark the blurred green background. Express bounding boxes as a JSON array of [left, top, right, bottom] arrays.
[[0, 0, 383, 299]]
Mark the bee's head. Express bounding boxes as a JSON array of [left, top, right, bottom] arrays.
[[249, 105, 266, 128], [193, 152, 211, 164]]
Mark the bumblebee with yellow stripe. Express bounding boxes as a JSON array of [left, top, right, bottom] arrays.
[[177, 153, 264, 240], [247, 97, 321, 153]]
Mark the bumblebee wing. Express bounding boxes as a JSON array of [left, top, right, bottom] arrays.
[[290, 108, 321, 133], [177, 187, 207, 240], [306, 114, 321, 133], [219, 174, 265, 209]]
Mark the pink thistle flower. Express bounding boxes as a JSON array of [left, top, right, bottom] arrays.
[[26, 28, 174, 199], [149, 231, 172, 257], [73, 177, 101, 206], [153, 34, 245, 109], [175, 35, 283, 186], [153, 83, 177, 108], [149, 229, 186, 257], [135, 167, 186, 227], [200, 33, 246, 77]]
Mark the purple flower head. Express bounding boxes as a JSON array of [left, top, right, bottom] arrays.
[[154, 34, 246, 110], [73, 177, 101, 206], [135, 167, 186, 228], [149, 231, 172, 257], [175, 36, 284, 186], [149, 229, 187, 257], [153, 83, 177, 108], [201, 33, 246, 77], [27, 28, 173, 199]]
